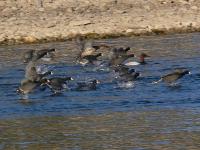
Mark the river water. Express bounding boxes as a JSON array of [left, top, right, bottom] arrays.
[[0, 33, 200, 149]]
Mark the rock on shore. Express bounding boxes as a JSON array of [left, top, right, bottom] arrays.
[[0, 0, 200, 44]]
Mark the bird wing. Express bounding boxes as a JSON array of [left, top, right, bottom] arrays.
[[31, 49, 54, 62], [161, 72, 180, 83]]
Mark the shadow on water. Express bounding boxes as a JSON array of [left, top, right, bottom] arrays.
[[0, 33, 200, 149]]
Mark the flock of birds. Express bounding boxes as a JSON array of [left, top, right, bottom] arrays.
[[16, 37, 191, 96]]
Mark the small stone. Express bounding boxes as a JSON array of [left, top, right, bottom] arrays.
[[191, 6, 198, 10], [11, 7, 17, 10], [144, 5, 151, 11], [2, 8, 10, 13], [116, 10, 127, 14], [8, 17, 17, 22], [160, 1, 167, 4], [0, 1, 4, 7], [126, 29, 134, 33], [67, 7, 74, 13], [38, 8, 45, 12], [69, 20, 92, 26], [15, 36, 21, 40], [23, 36, 37, 43]]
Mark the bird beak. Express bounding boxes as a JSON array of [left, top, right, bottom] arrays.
[[189, 71, 192, 75], [96, 80, 100, 84], [70, 77, 74, 81]]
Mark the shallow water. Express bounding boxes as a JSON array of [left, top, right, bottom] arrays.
[[0, 33, 200, 149]]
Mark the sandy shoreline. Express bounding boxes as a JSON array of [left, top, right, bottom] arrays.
[[1, 0, 200, 45]]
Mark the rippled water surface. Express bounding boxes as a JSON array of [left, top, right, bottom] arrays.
[[0, 33, 200, 149]]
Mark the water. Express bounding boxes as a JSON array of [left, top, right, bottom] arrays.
[[0, 33, 200, 149]]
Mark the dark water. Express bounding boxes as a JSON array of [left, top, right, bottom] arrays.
[[0, 33, 200, 149]]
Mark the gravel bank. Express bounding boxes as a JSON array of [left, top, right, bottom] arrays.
[[1, 0, 200, 44]]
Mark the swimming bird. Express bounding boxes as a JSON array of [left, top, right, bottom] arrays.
[[116, 67, 139, 88], [43, 77, 73, 93], [75, 79, 100, 91], [124, 53, 150, 66], [76, 37, 98, 58], [23, 48, 56, 63], [154, 69, 190, 84], [75, 36, 109, 64], [113, 64, 140, 81]]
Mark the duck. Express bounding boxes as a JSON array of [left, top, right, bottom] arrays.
[[124, 53, 150, 66], [116, 68, 139, 88], [23, 48, 56, 63], [154, 69, 191, 84], [113, 64, 140, 81], [76, 37, 97, 58], [42, 77, 73, 93], [79, 41, 96, 58], [75, 79, 100, 91], [75, 36, 109, 64]]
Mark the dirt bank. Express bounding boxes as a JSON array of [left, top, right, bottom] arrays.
[[0, 0, 200, 45]]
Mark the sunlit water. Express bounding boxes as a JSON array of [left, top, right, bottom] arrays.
[[0, 33, 200, 149]]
